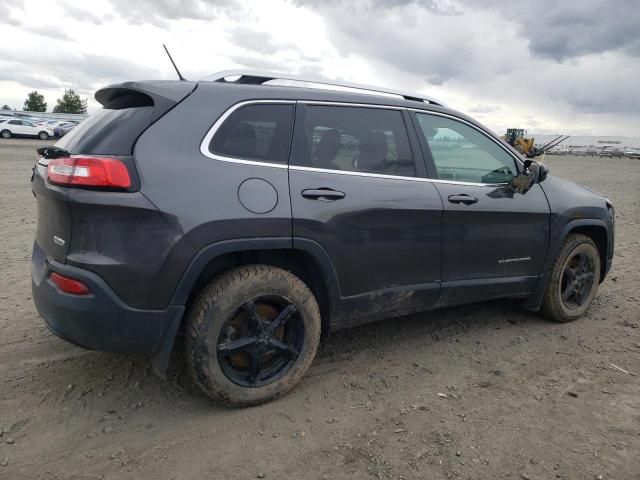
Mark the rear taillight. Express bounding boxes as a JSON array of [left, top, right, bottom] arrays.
[[49, 272, 90, 295], [47, 156, 131, 189]]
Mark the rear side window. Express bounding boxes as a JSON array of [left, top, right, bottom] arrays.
[[9, 120, 21, 125], [296, 105, 415, 177], [209, 104, 294, 164], [56, 107, 154, 155]]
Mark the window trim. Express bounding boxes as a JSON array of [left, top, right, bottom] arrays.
[[200, 99, 296, 169], [198, 99, 523, 187]]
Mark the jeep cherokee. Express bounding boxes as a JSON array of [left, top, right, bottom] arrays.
[[31, 71, 615, 407]]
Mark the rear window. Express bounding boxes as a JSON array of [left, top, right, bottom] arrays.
[[56, 107, 153, 155], [208, 103, 294, 164]]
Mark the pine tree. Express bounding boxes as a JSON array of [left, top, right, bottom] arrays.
[[52, 90, 88, 114]]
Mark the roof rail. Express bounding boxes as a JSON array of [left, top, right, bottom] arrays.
[[202, 70, 445, 107]]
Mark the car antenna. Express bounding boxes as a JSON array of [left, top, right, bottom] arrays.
[[163, 44, 187, 81]]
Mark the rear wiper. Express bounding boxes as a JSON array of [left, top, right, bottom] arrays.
[[36, 146, 69, 159]]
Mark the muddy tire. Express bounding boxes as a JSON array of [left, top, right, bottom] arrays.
[[184, 265, 321, 407], [541, 234, 601, 322]]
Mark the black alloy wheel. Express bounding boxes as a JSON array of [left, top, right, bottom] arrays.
[[184, 265, 321, 407], [560, 251, 596, 310], [217, 296, 304, 387], [542, 233, 601, 322]]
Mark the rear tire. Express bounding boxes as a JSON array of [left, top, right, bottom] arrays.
[[541, 234, 601, 322], [184, 265, 321, 407], [38, 131, 49, 140], [0, 129, 10, 139]]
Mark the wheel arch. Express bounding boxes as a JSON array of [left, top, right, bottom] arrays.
[[152, 238, 340, 375], [522, 218, 610, 312], [568, 224, 608, 282]]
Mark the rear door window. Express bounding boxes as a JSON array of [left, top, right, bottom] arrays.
[[208, 103, 294, 164], [295, 105, 416, 177]]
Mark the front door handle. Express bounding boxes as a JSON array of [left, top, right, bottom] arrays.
[[301, 188, 346, 201], [448, 194, 478, 205]]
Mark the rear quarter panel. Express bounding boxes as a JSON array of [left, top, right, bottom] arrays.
[[133, 84, 294, 305]]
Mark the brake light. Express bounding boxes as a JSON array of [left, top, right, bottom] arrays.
[[49, 272, 90, 295], [47, 156, 131, 189]]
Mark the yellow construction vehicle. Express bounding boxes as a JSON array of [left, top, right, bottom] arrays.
[[503, 129, 534, 155], [503, 129, 569, 158]]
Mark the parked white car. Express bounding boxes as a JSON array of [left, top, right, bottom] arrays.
[[0, 118, 54, 140]]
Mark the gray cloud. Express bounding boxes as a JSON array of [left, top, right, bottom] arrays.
[[0, 50, 162, 95], [0, 0, 24, 25], [228, 50, 325, 77], [24, 24, 73, 41], [228, 53, 289, 72], [59, 2, 112, 25], [467, 0, 640, 61], [296, 0, 640, 117], [469, 104, 500, 114], [104, 0, 240, 25], [228, 27, 285, 55], [295, 0, 461, 14]]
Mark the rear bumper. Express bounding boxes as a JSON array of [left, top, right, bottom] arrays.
[[31, 241, 183, 362]]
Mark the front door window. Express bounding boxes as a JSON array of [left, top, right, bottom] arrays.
[[415, 113, 517, 184]]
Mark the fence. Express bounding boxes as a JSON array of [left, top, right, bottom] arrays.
[[1, 109, 88, 123]]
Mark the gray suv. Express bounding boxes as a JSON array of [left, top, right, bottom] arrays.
[[31, 71, 614, 406]]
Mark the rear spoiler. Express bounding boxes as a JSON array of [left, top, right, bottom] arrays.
[[95, 81, 197, 122]]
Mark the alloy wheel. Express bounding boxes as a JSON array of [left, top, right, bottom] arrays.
[[216, 295, 304, 387], [560, 251, 596, 309]]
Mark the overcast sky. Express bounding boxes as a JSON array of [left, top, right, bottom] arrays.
[[1, 0, 638, 136]]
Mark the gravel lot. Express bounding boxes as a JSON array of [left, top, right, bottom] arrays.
[[1, 138, 638, 479]]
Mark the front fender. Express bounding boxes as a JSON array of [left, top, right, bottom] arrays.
[[522, 218, 611, 312]]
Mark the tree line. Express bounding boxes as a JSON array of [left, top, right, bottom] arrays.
[[1, 90, 89, 114]]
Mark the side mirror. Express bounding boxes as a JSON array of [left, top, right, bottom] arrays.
[[509, 160, 549, 194], [537, 163, 549, 182]]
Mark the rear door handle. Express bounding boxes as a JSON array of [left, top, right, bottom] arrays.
[[448, 194, 478, 205], [301, 188, 346, 201]]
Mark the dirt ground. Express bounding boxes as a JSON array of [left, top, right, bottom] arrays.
[[1, 138, 638, 480]]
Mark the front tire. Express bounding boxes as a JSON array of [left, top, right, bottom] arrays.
[[1, 129, 10, 139], [184, 265, 321, 407], [541, 234, 601, 322], [38, 131, 49, 140]]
